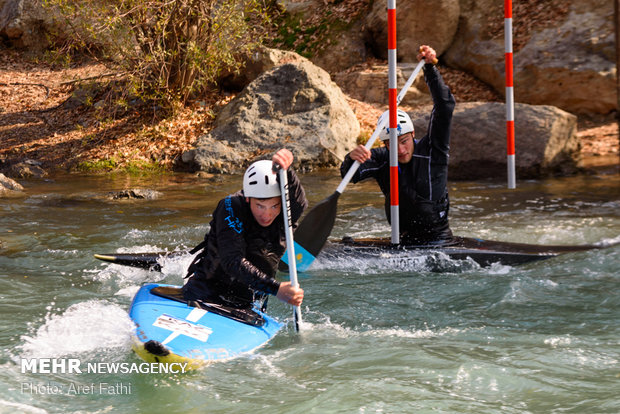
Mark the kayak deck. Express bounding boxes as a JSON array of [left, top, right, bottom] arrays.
[[129, 284, 283, 368]]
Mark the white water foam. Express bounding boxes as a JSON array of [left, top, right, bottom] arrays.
[[544, 336, 573, 348], [459, 215, 620, 247], [89, 245, 193, 289], [17, 300, 134, 359], [311, 249, 483, 274], [250, 353, 291, 382], [122, 225, 207, 245], [85, 263, 160, 290], [115, 244, 166, 254], [0, 400, 48, 414], [114, 285, 141, 298], [159, 252, 196, 281], [361, 326, 470, 340], [44, 248, 80, 257], [486, 262, 512, 275], [294, 310, 470, 341], [597, 234, 620, 247]]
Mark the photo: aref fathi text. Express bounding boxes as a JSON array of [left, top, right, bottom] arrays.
[[21, 382, 132, 395]]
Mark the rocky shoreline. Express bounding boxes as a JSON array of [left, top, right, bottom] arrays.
[[1, 0, 619, 183], [1, 47, 618, 180]]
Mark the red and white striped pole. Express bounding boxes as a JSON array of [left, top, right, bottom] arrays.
[[388, 0, 399, 244], [505, 0, 516, 188]]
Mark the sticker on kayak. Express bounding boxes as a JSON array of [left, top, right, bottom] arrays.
[[153, 314, 213, 342]]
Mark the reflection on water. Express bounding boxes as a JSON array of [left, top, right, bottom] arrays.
[[1, 170, 619, 413]]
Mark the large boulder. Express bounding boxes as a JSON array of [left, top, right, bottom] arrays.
[[444, 0, 615, 115], [334, 62, 432, 106], [1, 0, 114, 50], [409, 102, 580, 180], [0, 0, 50, 49], [219, 47, 306, 91], [6, 159, 47, 178], [364, 0, 460, 61], [0, 172, 24, 197], [185, 60, 360, 173], [107, 189, 163, 200]]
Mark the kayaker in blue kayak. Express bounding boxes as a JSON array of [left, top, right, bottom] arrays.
[[340, 45, 456, 245], [183, 148, 307, 310]]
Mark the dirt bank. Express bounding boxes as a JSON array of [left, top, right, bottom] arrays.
[[1, 49, 618, 175]]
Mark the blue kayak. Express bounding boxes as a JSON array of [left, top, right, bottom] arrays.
[[129, 283, 283, 369]]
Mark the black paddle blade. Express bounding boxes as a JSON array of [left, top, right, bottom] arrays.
[[94, 251, 188, 271], [94, 253, 163, 271], [296, 191, 340, 255], [279, 191, 340, 272]]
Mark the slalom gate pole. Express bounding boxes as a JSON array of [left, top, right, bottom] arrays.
[[505, 0, 516, 188], [388, 0, 399, 244]]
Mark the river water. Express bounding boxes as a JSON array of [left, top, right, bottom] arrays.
[[1, 168, 619, 414]]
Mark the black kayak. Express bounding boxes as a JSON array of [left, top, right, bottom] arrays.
[[326, 236, 604, 267], [94, 235, 609, 271]]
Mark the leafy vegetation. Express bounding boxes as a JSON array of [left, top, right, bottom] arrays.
[[43, 0, 276, 109], [75, 158, 119, 173], [270, 7, 359, 59], [1, 0, 374, 174], [75, 157, 166, 175]]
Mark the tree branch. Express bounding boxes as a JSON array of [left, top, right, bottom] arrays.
[[58, 72, 127, 86], [0, 82, 51, 99]]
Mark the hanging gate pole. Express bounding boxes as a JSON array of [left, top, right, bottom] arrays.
[[505, 0, 516, 189], [388, 0, 399, 244]]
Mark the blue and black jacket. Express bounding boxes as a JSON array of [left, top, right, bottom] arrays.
[[183, 169, 307, 307]]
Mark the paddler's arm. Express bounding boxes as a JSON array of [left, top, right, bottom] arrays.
[[420, 46, 455, 162], [220, 230, 304, 307], [340, 146, 389, 183], [275, 281, 303, 305]]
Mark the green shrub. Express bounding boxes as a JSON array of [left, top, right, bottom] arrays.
[[75, 158, 166, 175], [76, 158, 119, 173], [44, 0, 273, 108]]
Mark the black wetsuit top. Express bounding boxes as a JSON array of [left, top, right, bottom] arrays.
[[340, 64, 456, 244], [183, 169, 307, 308]]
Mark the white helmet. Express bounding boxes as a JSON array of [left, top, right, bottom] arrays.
[[378, 109, 414, 141], [243, 160, 281, 198]]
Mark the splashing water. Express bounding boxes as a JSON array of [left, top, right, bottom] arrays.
[[17, 301, 134, 360]]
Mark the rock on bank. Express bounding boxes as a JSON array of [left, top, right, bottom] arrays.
[[410, 102, 580, 180], [183, 60, 360, 173]]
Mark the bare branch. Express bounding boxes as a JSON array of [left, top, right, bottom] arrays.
[[0, 82, 51, 99], [58, 72, 127, 85]]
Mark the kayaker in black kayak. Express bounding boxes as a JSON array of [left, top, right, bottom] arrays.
[[340, 45, 456, 245], [183, 148, 307, 310]]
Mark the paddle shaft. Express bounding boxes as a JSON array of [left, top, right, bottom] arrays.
[[336, 60, 426, 195], [278, 168, 302, 331]]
